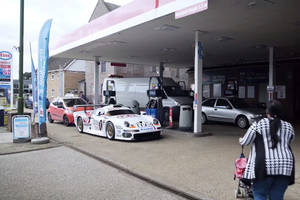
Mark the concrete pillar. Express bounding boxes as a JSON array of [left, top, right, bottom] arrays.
[[158, 62, 164, 123], [193, 31, 203, 134], [94, 57, 100, 104], [267, 47, 274, 102]]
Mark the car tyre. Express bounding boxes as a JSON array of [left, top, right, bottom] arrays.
[[201, 113, 207, 124], [63, 115, 70, 126], [106, 122, 115, 140], [236, 116, 248, 129], [48, 113, 54, 123], [76, 117, 84, 133]]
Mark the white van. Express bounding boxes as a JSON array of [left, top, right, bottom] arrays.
[[101, 77, 193, 108]]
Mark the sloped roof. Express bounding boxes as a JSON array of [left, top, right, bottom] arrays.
[[48, 57, 73, 71], [89, 0, 119, 22]]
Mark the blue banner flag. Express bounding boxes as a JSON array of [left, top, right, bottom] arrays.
[[38, 19, 52, 135], [29, 43, 38, 114]]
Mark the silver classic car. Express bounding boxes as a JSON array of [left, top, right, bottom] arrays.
[[201, 97, 266, 128]]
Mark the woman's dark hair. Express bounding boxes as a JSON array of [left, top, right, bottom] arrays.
[[266, 100, 282, 149]]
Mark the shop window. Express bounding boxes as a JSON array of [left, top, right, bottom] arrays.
[[247, 86, 255, 98], [203, 85, 210, 98], [238, 86, 246, 98], [213, 83, 222, 97]]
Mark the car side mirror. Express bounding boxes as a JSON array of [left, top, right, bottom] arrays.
[[57, 103, 64, 109]]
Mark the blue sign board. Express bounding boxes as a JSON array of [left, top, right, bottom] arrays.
[[12, 115, 31, 140]]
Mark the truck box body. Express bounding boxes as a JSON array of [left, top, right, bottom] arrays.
[[102, 77, 193, 108]]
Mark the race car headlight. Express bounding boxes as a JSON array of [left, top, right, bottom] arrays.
[[153, 119, 160, 126], [124, 121, 130, 127]]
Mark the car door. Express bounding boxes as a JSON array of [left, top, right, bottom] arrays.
[[56, 100, 65, 121], [202, 98, 216, 121], [213, 98, 236, 123], [49, 100, 59, 120], [90, 109, 105, 136]]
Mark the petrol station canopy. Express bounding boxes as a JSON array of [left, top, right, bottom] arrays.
[[50, 0, 300, 68]]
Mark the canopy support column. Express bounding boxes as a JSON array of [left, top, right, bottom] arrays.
[[267, 47, 274, 102], [94, 57, 100, 104], [193, 31, 203, 134]]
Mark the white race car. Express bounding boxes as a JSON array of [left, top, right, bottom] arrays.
[[73, 104, 161, 140]]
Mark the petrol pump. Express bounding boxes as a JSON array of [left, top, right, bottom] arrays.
[[146, 77, 164, 123], [103, 80, 116, 104], [224, 79, 238, 97]]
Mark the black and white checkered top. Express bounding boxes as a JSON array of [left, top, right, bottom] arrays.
[[240, 118, 295, 180]]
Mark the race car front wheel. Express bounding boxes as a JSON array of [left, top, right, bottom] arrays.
[[77, 117, 84, 133], [106, 122, 115, 140], [63, 115, 70, 126]]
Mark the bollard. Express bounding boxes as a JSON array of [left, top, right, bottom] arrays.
[[31, 122, 39, 139], [169, 107, 173, 128]]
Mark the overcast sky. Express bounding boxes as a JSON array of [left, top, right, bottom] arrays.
[[0, 0, 132, 79]]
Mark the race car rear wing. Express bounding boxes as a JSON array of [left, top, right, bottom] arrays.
[[73, 104, 106, 113]]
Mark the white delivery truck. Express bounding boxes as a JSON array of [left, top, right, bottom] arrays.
[[101, 77, 193, 108]]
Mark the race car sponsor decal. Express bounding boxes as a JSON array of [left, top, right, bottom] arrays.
[[115, 125, 123, 130], [139, 127, 154, 131], [99, 120, 103, 131], [92, 120, 99, 130]]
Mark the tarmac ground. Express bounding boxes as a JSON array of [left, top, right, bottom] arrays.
[[0, 121, 299, 200]]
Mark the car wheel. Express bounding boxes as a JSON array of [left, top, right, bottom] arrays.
[[48, 113, 54, 123], [237, 116, 248, 129], [77, 117, 84, 133], [106, 122, 115, 140], [201, 113, 207, 124], [63, 115, 70, 126]]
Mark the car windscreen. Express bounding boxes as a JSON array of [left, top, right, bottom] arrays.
[[163, 86, 190, 97], [107, 109, 134, 116], [63, 98, 87, 107], [162, 78, 190, 97], [229, 98, 255, 108]]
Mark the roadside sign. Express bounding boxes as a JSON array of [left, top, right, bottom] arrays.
[[13, 115, 31, 142], [0, 51, 12, 81], [175, 0, 208, 19]]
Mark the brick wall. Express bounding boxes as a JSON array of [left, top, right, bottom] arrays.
[[64, 71, 85, 95]]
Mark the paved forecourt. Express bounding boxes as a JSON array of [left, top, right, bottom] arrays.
[[0, 146, 186, 200], [44, 122, 300, 200]]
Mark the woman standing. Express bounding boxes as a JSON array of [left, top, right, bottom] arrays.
[[239, 100, 295, 200]]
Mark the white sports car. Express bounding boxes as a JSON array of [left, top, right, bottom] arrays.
[[73, 105, 161, 140]]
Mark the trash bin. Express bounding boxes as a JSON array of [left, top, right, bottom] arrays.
[[179, 105, 193, 130], [0, 108, 4, 127]]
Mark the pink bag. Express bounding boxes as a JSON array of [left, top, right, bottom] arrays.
[[234, 157, 247, 179]]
